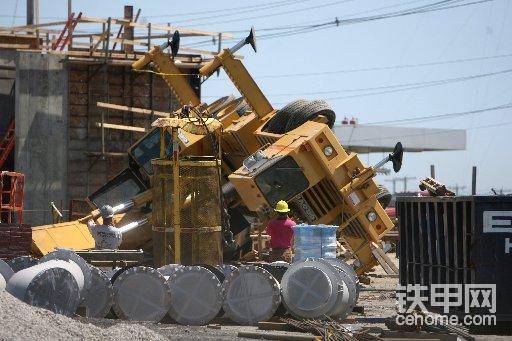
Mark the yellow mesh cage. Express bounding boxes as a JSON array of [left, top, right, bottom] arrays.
[[151, 157, 223, 267]]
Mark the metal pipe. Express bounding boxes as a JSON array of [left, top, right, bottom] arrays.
[[117, 217, 149, 234]]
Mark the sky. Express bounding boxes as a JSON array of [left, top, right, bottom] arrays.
[[2, 0, 511, 194]]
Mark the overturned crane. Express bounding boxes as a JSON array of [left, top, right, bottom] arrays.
[[31, 29, 401, 276]]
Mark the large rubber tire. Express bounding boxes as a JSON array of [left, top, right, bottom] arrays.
[[284, 99, 336, 132], [262, 99, 309, 134], [376, 184, 392, 209]]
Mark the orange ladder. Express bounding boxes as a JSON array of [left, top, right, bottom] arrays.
[[0, 120, 14, 170], [0, 172, 24, 224]]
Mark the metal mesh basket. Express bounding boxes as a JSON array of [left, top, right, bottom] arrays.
[[151, 157, 223, 267]]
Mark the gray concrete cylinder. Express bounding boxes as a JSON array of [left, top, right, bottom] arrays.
[[81, 266, 114, 318], [281, 258, 358, 320], [0, 259, 14, 282], [157, 263, 184, 277], [281, 258, 339, 319], [0, 273, 5, 293], [6, 259, 84, 316], [39, 249, 92, 298], [7, 256, 38, 272], [222, 265, 281, 325], [168, 266, 223, 325], [113, 266, 171, 321]]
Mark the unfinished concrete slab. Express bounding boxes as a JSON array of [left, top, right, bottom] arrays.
[[15, 51, 68, 225], [7, 256, 38, 273], [168, 266, 223, 326], [113, 266, 171, 321], [81, 267, 114, 318], [222, 265, 281, 325], [0, 259, 14, 282], [6, 259, 82, 316]]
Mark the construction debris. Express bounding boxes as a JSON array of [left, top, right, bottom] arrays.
[[418, 177, 455, 196]]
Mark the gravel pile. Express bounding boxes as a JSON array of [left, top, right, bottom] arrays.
[[0, 292, 168, 341]]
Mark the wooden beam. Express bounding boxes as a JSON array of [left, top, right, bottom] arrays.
[[97, 102, 170, 118], [95, 122, 147, 133], [78, 15, 233, 38], [0, 43, 30, 49]]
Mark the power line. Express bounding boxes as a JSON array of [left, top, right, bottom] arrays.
[[188, 0, 357, 27], [142, 0, 310, 19], [206, 67, 512, 100], [255, 0, 493, 41], [206, 52, 512, 80], [364, 103, 512, 125], [163, 0, 314, 24]]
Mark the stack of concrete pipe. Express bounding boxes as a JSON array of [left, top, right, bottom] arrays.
[[0, 259, 14, 293], [281, 258, 358, 320], [2, 253, 358, 324]]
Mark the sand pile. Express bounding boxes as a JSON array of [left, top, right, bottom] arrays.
[[0, 292, 168, 341]]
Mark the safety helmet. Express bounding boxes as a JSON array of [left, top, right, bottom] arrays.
[[274, 200, 290, 213], [100, 205, 115, 219]]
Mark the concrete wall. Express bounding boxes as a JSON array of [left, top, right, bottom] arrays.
[[0, 50, 16, 171], [15, 51, 68, 225]]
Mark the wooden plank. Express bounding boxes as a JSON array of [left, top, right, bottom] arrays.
[[0, 43, 30, 49], [95, 122, 147, 133], [78, 15, 233, 38], [258, 322, 292, 332], [96, 102, 170, 118], [238, 331, 319, 341]]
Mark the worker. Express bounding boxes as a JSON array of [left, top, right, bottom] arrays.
[[266, 200, 296, 263], [87, 205, 122, 249]]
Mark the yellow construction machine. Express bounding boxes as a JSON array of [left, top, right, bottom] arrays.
[[31, 29, 402, 276]]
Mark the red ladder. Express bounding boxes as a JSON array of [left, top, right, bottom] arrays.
[[0, 120, 14, 170], [0, 171, 24, 224], [52, 12, 82, 50]]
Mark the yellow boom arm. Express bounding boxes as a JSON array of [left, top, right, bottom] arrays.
[[132, 45, 200, 107]]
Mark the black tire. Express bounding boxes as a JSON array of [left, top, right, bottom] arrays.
[[376, 184, 392, 209], [284, 99, 336, 132], [262, 99, 309, 134]]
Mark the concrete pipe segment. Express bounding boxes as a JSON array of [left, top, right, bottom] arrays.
[[0, 272, 5, 293], [0, 259, 14, 282], [113, 266, 171, 321], [222, 265, 281, 325], [6, 259, 84, 316], [7, 256, 38, 272], [39, 248, 93, 299], [80, 266, 114, 318], [281, 258, 357, 319], [168, 266, 223, 325]]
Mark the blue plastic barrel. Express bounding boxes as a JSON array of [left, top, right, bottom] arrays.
[[294, 224, 337, 262]]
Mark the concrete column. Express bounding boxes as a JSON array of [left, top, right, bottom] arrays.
[[15, 51, 68, 225]]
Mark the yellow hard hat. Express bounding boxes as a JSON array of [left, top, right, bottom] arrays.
[[274, 200, 290, 213]]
